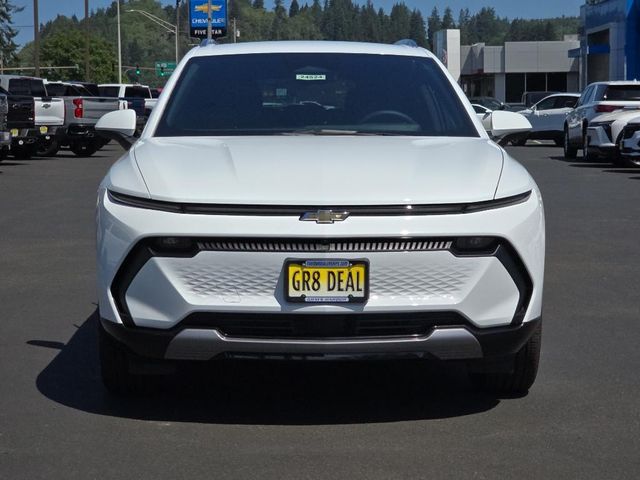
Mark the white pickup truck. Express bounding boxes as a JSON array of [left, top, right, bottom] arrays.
[[0, 75, 65, 157], [98, 83, 157, 127], [45, 81, 123, 156]]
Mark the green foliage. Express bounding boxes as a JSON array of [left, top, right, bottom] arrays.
[[10, 0, 580, 84], [0, 0, 22, 64], [38, 29, 116, 83]]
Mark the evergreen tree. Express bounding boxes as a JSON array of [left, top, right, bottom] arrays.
[[441, 7, 455, 30], [289, 0, 300, 18], [0, 0, 22, 65], [271, 0, 288, 40], [252, 0, 264, 9], [409, 9, 427, 48], [388, 3, 411, 43], [427, 7, 440, 51]]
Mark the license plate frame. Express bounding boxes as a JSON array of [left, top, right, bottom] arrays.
[[285, 259, 369, 304]]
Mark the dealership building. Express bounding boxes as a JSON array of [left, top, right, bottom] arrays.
[[574, 0, 640, 85], [434, 0, 640, 103], [435, 30, 580, 103]]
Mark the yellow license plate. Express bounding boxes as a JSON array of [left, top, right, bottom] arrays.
[[39, 126, 48, 134], [286, 260, 368, 303], [10, 129, 18, 137]]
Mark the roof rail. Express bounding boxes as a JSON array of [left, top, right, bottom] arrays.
[[394, 39, 418, 47], [200, 39, 217, 47]]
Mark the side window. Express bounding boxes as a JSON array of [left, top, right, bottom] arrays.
[[8, 79, 30, 95], [555, 96, 578, 109], [535, 97, 556, 111], [577, 86, 593, 107]]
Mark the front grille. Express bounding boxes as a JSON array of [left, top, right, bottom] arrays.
[[181, 311, 466, 339], [196, 239, 453, 253]]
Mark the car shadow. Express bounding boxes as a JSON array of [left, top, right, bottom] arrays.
[[30, 310, 502, 425]]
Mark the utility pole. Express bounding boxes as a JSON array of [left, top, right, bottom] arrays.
[[233, 17, 237, 43], [207, 0, 212, 41], [176, 0, 180, 63], [84, 0, 90, 81], [33, 0, 39, 77], [117, 0, 122, 83]]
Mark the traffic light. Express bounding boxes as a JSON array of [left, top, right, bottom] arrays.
[[135, 64, 141, 75], [160, 66, 165, 77]]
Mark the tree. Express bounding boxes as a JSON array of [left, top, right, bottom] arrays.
[[0, 0, 22, 65], [409, 9, 427, 48], [289, 0, 300, 18], [252, 0, 264, 9], [270, 0, 288, 40], [427, 7, 440, 50], [441, 7, 455, 30], [388, 3, 411, 43], [39, 29, 116, 83]]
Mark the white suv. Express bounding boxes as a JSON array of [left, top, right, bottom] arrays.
[[564, 81, 640, 159], [95, 41, 544, 395]]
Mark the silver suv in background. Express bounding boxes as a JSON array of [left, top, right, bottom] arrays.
[[564, 81, 640, 159], [516, 93, 580, 146]]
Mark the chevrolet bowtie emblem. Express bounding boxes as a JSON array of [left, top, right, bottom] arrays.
[[300, 210, 350, 224]]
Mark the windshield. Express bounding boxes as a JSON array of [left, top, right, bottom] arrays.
[[155, 53, 478, 137]]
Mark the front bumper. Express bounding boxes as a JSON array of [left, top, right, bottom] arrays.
[[621, 126, 640, 161], [101, 315, 541, 361], [587, 126, 615, 157], [97, 188, 545, 361]]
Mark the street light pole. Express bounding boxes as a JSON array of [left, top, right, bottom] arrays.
[[85, 0, 90, 80], [33, 0, 39, 77], [117, 0, 122, 83]]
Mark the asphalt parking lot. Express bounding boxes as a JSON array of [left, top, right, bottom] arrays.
[[1, 142, 639, 479]]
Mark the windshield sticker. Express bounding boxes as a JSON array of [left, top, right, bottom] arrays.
[[296, 74, 326, 81]]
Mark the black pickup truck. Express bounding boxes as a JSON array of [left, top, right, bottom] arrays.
[[0, 86, 37, 159]]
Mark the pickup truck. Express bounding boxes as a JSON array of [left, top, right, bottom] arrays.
[[0, 85, 37, 159], [98, 83, 157, 127], [44, 81, 122, 157], [0, 93, 11, 160], [0, 75, 65, 157]]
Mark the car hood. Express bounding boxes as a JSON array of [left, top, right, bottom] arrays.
[[132, 136, 504, 205]]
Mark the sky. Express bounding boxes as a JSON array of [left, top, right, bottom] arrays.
[[11, 0, 585, 46]]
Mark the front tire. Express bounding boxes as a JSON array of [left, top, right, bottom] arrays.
[[583, 133, 594, 161], [470, 322, 541, 395], [70, 141, 99, 157], [563, 127, 577, 159], [36, 139, 60, 157]]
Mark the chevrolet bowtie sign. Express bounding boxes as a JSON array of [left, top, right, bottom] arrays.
[[300, 210, 350, 224]]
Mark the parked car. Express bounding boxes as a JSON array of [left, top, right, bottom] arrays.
[[0, 85, 37, 159], [619, 116, 640, 166], [44, 81, 123, 157], [516, 93, 580, 146], [471, 103, 491, 120], [521, 91, 560, 108], [586, 109, 640, 163], [0, 75, 65, 157], [564, 81, 640, 159], [0, 92, 11, 160], [468, 96, 506, 111], [94, 40, 543, 396]]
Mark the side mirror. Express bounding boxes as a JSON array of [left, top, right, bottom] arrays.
[[95, 109, 137, 150], [482, 110, 532, 145]]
